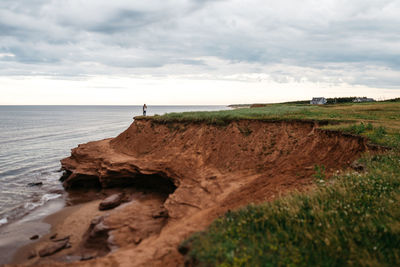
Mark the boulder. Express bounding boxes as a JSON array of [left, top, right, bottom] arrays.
[[83, 216, 112, 252], [90, 221, 110, 238], [86, 216, 111, 239], [99, 193, 124, 210], [30, 235, 39, 240], [38, 239, 70, 257]]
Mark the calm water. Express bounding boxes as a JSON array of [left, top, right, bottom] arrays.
[[0, 105, 227, 226]]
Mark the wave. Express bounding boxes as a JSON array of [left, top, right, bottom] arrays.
[[23, 193, 62, 212]]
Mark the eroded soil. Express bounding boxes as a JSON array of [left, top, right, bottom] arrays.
[[17, 120, 371, 266]]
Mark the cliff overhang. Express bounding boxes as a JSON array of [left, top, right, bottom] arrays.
[[57, 119, 371, 266]]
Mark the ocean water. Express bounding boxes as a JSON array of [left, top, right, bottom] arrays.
[[0, 105, 227, 226]]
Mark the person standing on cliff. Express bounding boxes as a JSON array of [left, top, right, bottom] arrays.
[[143, 104, 147, 116]]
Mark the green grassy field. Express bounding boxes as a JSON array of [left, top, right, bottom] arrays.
[[150, 101, 400, 266], [143, 101, 400, 148]]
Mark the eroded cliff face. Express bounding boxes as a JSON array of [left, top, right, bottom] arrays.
[[55, 119, 368, 266]]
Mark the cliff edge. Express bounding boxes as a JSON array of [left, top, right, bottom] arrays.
[[38, 119, 369, 266]]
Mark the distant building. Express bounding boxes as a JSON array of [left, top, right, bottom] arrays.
[[353, 97, 375, 103], [310, 97, 327, 105]]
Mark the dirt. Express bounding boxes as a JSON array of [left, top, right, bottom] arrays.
[[12, 119, 371, 266]]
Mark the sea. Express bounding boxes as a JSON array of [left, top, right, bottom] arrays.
[[0, 105, 228, 227]]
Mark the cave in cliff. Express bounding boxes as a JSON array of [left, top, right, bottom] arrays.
[[62, 170, 177, 196]]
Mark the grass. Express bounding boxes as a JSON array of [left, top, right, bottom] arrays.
[[173, 100, 400, 266], [183, 154, 400, 266], [141, 101, 400, 148], [145, 104, 317, 125], [143, 101, 400, 125]]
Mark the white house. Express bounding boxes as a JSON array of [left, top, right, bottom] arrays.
[[310, 97, 327, 105]]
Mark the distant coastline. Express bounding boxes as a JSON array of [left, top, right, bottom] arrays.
[[227, 104, 252, 109]]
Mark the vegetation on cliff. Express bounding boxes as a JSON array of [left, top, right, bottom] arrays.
[[142, 101, 400, 148], [176, 101, 400, 266], [183, 153, 400, 266]]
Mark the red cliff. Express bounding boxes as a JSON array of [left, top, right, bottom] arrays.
[[35, 119, 369, 266]]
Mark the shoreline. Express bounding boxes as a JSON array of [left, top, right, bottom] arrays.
[[0, 198, 65, 265], [0, 188, 106, 265], [10, 199, 105, 266], [6, 187, 167, 266]]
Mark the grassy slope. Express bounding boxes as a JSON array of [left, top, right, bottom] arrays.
[[147, 101, 400, 266], [183, 154, 400, 266]]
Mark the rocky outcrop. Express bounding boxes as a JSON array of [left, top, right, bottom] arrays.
[[99, 193, 124, 210], [38, 238, 70, 257], [83, 216, 112, 253], [57, 119, 369, 267]]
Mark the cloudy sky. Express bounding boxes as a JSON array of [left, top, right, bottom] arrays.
[[1, 0, 399, 104]]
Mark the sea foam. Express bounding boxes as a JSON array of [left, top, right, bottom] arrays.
[[23, 193, 62, 211], [0, 217, 8, 226]]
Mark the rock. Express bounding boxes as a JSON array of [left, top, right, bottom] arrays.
[[90, 216, 104, 226], [30, 235, 39, 240], [99, 193, 124, 210], [27, 182, 43, 187], [84, 216, 112, 252], [351, 161, 365, 172], [38, 239, 70, 257], [91, 221, 110, 237], [87, 216, 111, 239]]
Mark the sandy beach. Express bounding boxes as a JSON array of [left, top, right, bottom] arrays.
[[6, 186, 169, 266], [0, 199, 64, 265], [10, 199, 103, 265]]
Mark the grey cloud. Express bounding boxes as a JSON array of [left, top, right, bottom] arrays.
[[0, 0, 399, 88], [89, 10, 148, 33]]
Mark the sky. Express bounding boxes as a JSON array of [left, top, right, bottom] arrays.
[[0, 0, 399, 105]]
